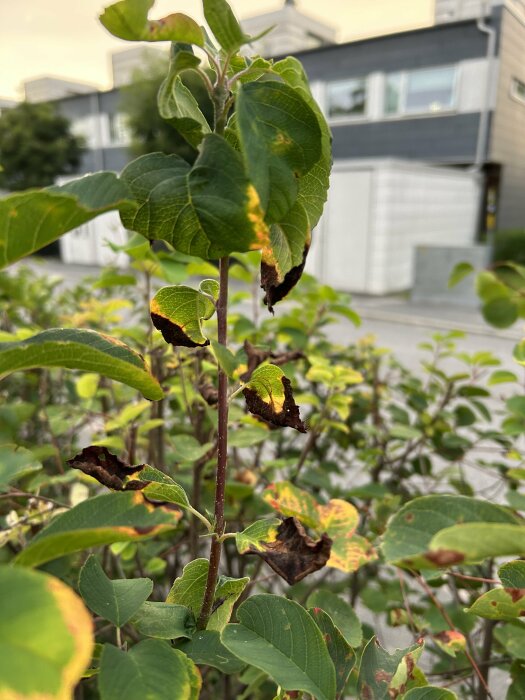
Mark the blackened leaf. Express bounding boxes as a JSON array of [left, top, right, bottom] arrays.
[[308, 607, 355, 699], [99, 0, 204, 45], [243, 364, 306, 432], [120, 135, 269, 260], [249, 517, 331, 585], [150, 282, 217, 347], [67, 446, 142, 490]]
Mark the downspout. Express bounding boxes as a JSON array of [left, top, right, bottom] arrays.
[[473, 4, 498, 240]]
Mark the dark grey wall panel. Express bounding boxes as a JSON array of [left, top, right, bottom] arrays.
[[331, 113, 482, 161], [295, 11, 502, 81]]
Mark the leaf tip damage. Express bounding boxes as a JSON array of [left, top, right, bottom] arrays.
[[261, 244, 309, 313], [243, 371, 306, 433]]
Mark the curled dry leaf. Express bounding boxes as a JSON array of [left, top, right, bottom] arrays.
[[67, 446, 145, 491], [243, 364, 306, 433], [261, 244, 309, 313], [243, 517, 332, 585]]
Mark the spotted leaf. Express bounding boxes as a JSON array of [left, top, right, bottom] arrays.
[[243, 364, 306, 433]]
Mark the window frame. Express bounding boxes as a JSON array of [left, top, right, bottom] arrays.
[[325, 76, 369, 123], [383, 64, 460, 119], [510, 77, 525, 106]]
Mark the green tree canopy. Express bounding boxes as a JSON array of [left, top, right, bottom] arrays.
[[119, 54, 213, 164], [0, 101, 83, 191]]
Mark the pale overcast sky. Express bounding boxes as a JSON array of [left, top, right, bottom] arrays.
[[0, 0, 434, 100]]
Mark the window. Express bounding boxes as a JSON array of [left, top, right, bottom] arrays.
[[326, 78, 367, 119], [384, 66, 457, 116], [511, 77, 525, 105], [109, 112, 131, 146]]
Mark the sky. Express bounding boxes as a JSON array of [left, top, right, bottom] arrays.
[[0, 0, 435, 100]]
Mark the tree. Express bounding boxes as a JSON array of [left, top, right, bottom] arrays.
[[120, 53, 213, 163], [0, 101, 83, 191]]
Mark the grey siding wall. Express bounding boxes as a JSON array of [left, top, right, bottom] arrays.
[[331, 114, 482, 162], [296, 17, 499, 81], [489, 8, 525, 229]]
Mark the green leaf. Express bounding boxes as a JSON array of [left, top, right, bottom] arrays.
[[429, 523, 525, 563], [203, 0, 250, 51], [488, 369, 518, 385], [208, 576, 250, 632], [99, 0, 204, 45], [495, 623, 525, 660], [221, 595, 336, 700], [403, 689, 457, 699], [78, 555, 153, 627], [0, 328, 163, 401], [236, 81, 321, 219], [357, 637, 424, 699], [448, 262, 474, 288], [178, 630, 246, 674], [138, 466, 191, 510], [130, 602, 196, 639], [120, 135, 269, 259], [0, 444, 42, 488], [150, 282, 217, 348], [158, 44, 210, 149], [482, 298, 518, 328], [167, 559, 208, 615], [99, 639, 201, 700], [272, 57, 332, 230], [467, 586, 525, 622], [243, 364, 306, 432], [0, 173, 135, 268], [306, 590, 362, 648], [500, 561, 525, 588], [381, 495, 518, 569], [210, 339, 238, 376], [236, 518, 282, 554], [308, 608, 355, 699], [0, 566, 93, 699], [14, 491, 181, 567]]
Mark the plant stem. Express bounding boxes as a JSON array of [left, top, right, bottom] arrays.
[[197, 256, 229, 629]]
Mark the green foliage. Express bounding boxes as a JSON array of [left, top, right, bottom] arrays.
[[492, 228, 525, 266], [2, 0, 525, 697], [0, 101, 82, 191]]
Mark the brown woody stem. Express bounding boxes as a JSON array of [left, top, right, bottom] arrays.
[[197, 256, 229, 629]]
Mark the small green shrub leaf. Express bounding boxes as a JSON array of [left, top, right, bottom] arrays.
[[167, 559, 208, 614], [243, 364, 306, 432], [0, 329, 163, 400], [99, 639, 201, 700], [429, 523, 525, 563], [500, 560, 525, 588], [15, 491, 181, 567], [403, 689, 457, 699], [482, 298, 519, 328], [99, 0, 204, 45], [78, 555, 153, 627], [178, 630, 246, 674], [381, 495, 518, 568], [236, 518, 282, 554], [0, 566, 94, 700], [208, 576, 250, 632], [308, 607, 355, 699], [130, 602, 196, 639], [448, 262, 474, 288], [357, 637, 424, 699], [150, 283, 216, 348], [306, 590, 362, 648], [120, 135, 269, 259], [203, 0, 251, 51], [0, 444, 42, 487], [467, 586, 525, 621], [0, 173, 136, 268], [221, 594, 336, 700]]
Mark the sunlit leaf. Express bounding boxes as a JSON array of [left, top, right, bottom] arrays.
[[0, 566, 93, 699], [99, 0, 204, 45], [203, 0, 251, 51], [150, 282, 217, 348], [0, 329, 163, 400], [243, 364, 306, 432]]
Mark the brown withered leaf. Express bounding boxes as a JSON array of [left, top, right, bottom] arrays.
[[198, 381, 218, 406], [261, 245, 308, 313], [243, 366, 306, 433], [240, 340, 304, 382], [67, 446, 145, 491], [248, 517, 332, 585], [150, 311, 209, 348]]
